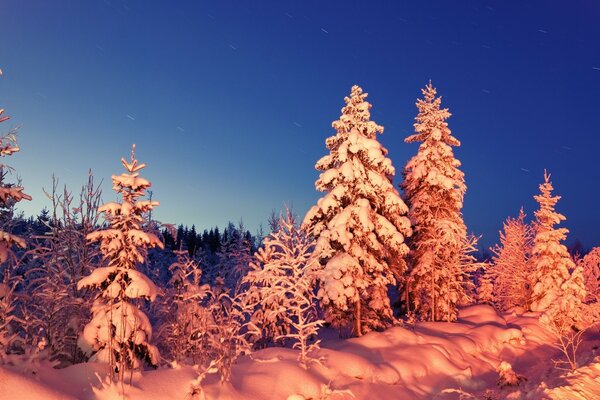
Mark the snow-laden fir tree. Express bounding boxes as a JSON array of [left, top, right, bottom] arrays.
[[244, 209, 323, 367], [527, 172, 587, 370], [401, 82, 474, 322], [529, 171, 584, 312], [489, 209, 534, 311], [476, 268, 494, 305], [581, 247, 600, 303], [0, 108, 31, 364], [303, 85, 412, 336], [78, 145, 163, 379]]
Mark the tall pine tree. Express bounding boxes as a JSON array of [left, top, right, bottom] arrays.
[[401, 83, 474, 322], [529, 171, 583, 312], [304, 85, 411, 336]]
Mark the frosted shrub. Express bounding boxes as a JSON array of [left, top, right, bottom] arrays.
[[244, 209, 323, 367], [0, 108, 31, 365]]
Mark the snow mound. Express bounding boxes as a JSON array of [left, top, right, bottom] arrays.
[[543, 360, 600, 399], [0, 366, 78, 400], [2, 306, 591, 400]]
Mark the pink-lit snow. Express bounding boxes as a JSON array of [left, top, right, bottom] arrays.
[[2, 305, 599, 400]]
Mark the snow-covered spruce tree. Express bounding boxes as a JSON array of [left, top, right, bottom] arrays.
[[243, 209, 323, 367], [303, 85, 411, 336], [401, 82, 475, 322], [78, 145, 163, 380], [489, 209, 534, 311], [582, 247, 600, 303], [529, 171, 584, 312], [476, 266, 494, 305], [0, 108, 31, 364], [529, 172, 587, 369]]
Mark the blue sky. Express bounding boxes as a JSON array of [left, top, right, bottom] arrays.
[[1, 1, 599, 248]]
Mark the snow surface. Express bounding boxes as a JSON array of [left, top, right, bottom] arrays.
[[2, 305, 599, 400]]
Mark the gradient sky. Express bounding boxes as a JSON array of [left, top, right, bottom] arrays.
[[1, 1, 599, 249]]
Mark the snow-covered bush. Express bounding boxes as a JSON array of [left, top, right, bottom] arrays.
[[0, 109, 31, 364], [24, 174, 102, 366], [304, 85, 412, 336], [541, 264, 588, 371], [78, 145, 163, 381], [582, 247, 600, 302], [496, 361, 525, 387], [0, 273, 23, 365], [244, 209, 323, 367], [186, 360, 219, 400], [489, 209, 534, 310], [401, 83, 475, 322], [156, 250, 211, 365], [204, 287, 254, 383]]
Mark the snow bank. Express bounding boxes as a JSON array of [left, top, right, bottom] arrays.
[[2, 305, 596, 400], [542, 360, 600, 399], [0, 367, 77, 400]]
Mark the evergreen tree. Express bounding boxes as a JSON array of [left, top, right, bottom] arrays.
[[0, 109, 31, 364], [78, 145, 163, 380], [214, 222, 253, 290], [304, 85, 411, 336], [581, 247, 600, 302], [476, 267, 495, 305], [401, 82, 474, 322], [0, 109, 31, 263], [529, 171, 583, 312], [489, 209, 534, 310]]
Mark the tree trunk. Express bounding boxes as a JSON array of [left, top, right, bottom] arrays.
[[354, 299, 362, 337]]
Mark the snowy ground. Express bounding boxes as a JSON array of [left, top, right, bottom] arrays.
[[1, 305, 599, 400]]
